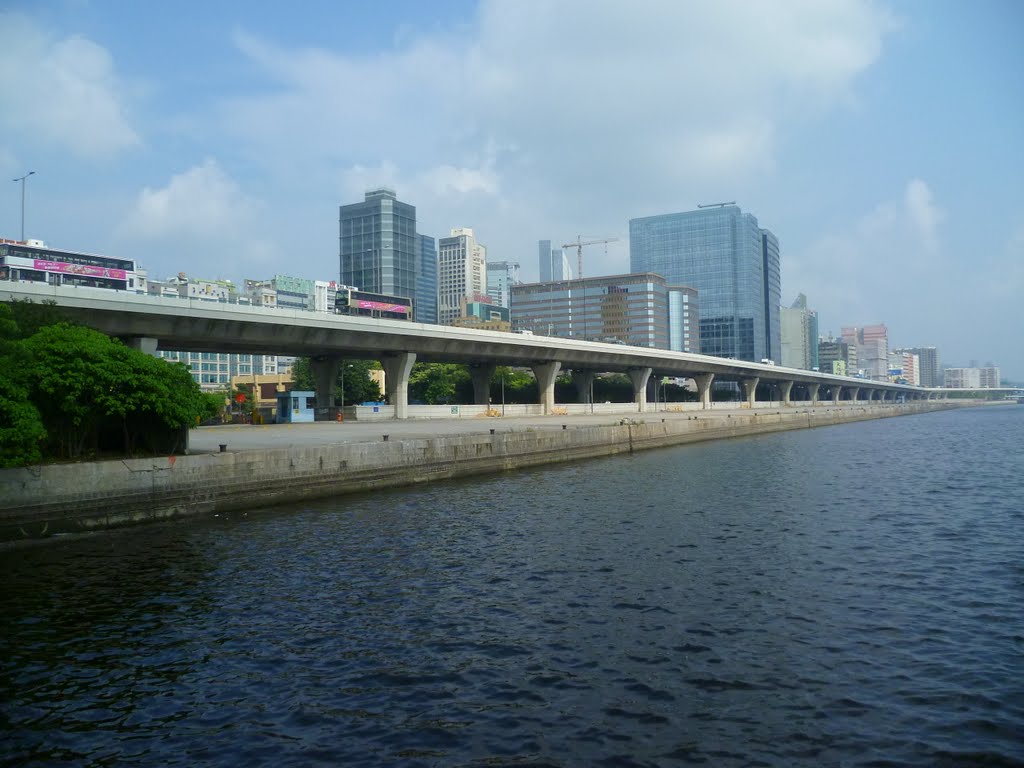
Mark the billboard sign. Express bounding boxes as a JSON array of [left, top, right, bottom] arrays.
[[33, 259, 127, 280], [355, 299, 410, 314]]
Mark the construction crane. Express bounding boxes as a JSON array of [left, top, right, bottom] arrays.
[[561, 235, 619, 282]]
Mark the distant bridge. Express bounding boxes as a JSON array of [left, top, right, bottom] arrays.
[[3, 282, 955, 419]]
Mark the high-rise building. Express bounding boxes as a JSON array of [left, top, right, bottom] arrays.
[[160, 350, 279, 392], [780, 293, 819, 370], [629, 203, 780, 362], [842, 324, 889, 381], [896, 346, 941, 387], [486, 260, 520, 308], [438, 228, 487, 325], [667, 285, 700, 353], [761, 231, 782, 363], [818, 337, 856, 376], [889, 351, 920, 385], [944, 366, 1000, 388], [415, 234, 438, 324], [510, 272, 699, 351], [538, 240, 569, 281], [339, 188, 417, 301], [979, 366, 1001, 388]]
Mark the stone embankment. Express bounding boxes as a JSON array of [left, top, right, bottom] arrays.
[[0, 402, 959, 542]]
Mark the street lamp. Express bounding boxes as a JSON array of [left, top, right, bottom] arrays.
[[13, 171, 34, 242]]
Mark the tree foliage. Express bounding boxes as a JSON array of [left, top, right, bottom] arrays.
[[0, 365, 46, 468], [409, 363, 471, 404], [290, 357, 382, 405], [0, 302, 210, 466], [21, 323, 207, 458]]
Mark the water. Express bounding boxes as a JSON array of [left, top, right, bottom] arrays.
[[2, 406, 1023, 767]]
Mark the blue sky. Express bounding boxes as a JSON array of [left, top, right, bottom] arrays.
[[2, 0, 1022, 378]]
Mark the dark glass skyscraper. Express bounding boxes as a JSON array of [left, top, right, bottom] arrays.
[[339, 188, 417, 300], [415, 234, 438, 324], [629, 204, 781, 363]]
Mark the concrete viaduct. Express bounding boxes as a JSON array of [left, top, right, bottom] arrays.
[[3, 282, 944, 419]]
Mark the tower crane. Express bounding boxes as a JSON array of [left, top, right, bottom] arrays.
[[561, 235, 619, 282]]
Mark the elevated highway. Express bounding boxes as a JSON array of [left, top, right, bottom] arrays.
[[2, 282, 944, 418]]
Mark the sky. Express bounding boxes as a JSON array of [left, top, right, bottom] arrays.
[[1, 0, 1022, 378]]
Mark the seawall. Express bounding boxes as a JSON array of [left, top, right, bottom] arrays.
[[0, 402, 959, 542]]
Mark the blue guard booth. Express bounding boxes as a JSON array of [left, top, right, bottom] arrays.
[[275, 390, 315, 423]]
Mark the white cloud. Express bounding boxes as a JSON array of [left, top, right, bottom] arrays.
[[118, 160, 275, 277], [0, 12, 140, 158], [216, 0, 895, 279], [785, 178, 951, 338], [904, 178, 941, 253]]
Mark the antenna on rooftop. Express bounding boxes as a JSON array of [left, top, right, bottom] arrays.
[[696, 201, 736, 209]]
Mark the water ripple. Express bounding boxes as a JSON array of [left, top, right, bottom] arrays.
[[2, 406, 1024, 766]]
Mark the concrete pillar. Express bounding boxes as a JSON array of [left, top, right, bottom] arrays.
[[381, 352, 416, 419], [779, 380, 794, 406], [628, 367, 652, 412], [310, 355, 341, 411], [693, 373, 714, 410], [742, 377, 759, 408], [531, 361, 561, 415], [573, 370, 596, 404], [125, 336, 159, 356], [849, 387, 860, 402], [808, 382, 820, 405], [469, 363, 496, 406], [832, 386, 842, 405]]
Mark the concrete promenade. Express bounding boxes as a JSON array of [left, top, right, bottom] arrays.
[[189, 406, 767, 453], [1, 401, 969, 543]]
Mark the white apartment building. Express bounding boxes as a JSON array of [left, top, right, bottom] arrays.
[[946, 367, 1001, 388], [438, 228, 487, 324]]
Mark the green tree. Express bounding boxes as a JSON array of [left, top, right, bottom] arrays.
[[199, 391, 228, 423], [0, 304, 47, 466], [5, 298, 67, 338], [22, 323, 206, 458], [290, 357, 382, 405], [0, 367, 46, 467], [409, 363, 470, 404]]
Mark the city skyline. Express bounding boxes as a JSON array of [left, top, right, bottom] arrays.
[[1, 1, 1021, 377]]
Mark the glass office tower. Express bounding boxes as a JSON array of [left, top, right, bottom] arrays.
[[629, 204, 780, 362], [339, 188, 417, 301], [538, 239, 569, 281], [415, 234, 438, 324]]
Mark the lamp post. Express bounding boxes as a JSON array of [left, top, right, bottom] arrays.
[[13, 171, 34, 242]]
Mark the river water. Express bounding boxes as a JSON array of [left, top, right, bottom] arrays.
[[2, 406, 1022, 767]]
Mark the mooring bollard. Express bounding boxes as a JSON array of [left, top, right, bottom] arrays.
[[490, 428, 495, 435], [219, 444, 227, 453], [562, 424, 567, 430], [383, 434, 389, 442]]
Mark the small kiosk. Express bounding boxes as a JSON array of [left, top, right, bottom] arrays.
[[275, 390, 315, 423]]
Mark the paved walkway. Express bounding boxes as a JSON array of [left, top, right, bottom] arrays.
[[187, 404, 814, 454]]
